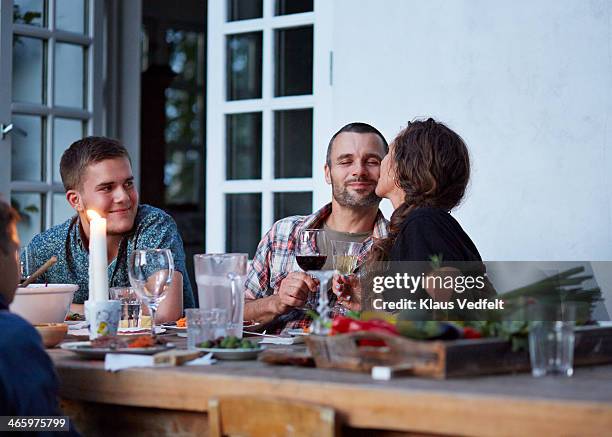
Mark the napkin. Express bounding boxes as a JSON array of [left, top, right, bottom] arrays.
[[259, 336, 304, 345], [105, 352, 215, 372]]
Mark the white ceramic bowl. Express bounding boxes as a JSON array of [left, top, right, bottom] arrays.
[[10, 284, 78, 324]]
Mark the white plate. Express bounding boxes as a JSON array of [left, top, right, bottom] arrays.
[[195, 346, 264, 360], [60, 341, 175, 360]]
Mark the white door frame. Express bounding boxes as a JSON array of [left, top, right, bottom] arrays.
[[0, 0, 14, 199], [206, 0, 333, 254]]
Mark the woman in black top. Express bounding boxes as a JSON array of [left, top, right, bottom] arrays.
[[374, 118, 480, 262]]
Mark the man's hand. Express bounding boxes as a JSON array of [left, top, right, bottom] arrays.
[[275, 272, 318, 313], [332, 274, 362, 312]]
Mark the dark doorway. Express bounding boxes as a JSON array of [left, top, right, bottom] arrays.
[[140, 0, 207, 304]]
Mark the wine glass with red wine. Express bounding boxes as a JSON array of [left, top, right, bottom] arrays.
[[295, 229, 334, 333], [296, 228, 328, 272]]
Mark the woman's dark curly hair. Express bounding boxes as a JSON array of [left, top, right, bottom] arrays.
[[369, 118, 471, 262]]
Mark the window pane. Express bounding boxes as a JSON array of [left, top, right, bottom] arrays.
[[54, 43, 85, 108], [12, 193, 43, 246], [226, 112, 262, 180], [226, 193, 261, 258], [165, 148, 201, 205], [11, 115, 43, 182], [275, 0, 313, 16], [165, 88, 201, 144], [227, 0, 263, 21], [55, 0, 85, 34], [226, 32, 262, 101], [274, 109, 312, 178], [13, 0, 45, 26], [12, 37, 44, 104], [274, 192, 312, 222], [53, 193, 73, 225], [275, 26, 313, 97], [53, 118, 83, 183]]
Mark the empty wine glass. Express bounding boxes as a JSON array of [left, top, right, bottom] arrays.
[[128, 249, 174, 336]]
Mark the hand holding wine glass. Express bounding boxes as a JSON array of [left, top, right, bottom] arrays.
[[128, 249, 174, 336]]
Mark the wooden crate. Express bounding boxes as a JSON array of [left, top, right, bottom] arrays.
[[304, 325, 612, 379]]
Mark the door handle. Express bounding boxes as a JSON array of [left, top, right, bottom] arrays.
[[1, 123, 27, 140]]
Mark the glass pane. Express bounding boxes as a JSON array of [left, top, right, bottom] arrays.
[[227, 0, 263, 21], [13, 0, 45, 26], [54, 43, 85, 108], [275, 26, 313, 97], [274, 192, 312, 222], [12, 37, 44, 104], [11, 193, 43, 246], [165, 88, 201, 144], [164, 148, 201, 205], [226, 112, 262, 180], [275, 0, 313, 15], [53, 118, 83, 183], [226, 193, 261, 258], [53, 192, 73, 225], [274, 109, 312, 178], [226, 32, 262, 101], [55, 0, 85, 34], [11, 115, 43, 182]]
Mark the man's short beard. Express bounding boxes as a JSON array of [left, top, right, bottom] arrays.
[[331, 177, 381, 208]]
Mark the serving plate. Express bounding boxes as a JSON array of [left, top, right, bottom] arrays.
[[60, 341, 175, 360]]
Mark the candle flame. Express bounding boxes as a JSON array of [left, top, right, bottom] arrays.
[[86, 210, 102, 221]]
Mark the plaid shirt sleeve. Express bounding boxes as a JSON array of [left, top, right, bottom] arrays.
[[244, 225, 276, 300]]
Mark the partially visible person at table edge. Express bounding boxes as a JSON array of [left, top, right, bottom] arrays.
[[0, 200, 80, 434], [21, 137, 195, 322], [340, 118, 496, 304], [243, 122, 390, 333]]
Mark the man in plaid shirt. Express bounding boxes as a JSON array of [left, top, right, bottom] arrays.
[[244, 123, 390, 333]]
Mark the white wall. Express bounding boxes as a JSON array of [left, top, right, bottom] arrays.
[[328, 0, 612, 261]]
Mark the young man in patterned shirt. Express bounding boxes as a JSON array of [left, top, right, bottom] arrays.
[[22, 137, 194, 322], [244, 123, 390, 333]]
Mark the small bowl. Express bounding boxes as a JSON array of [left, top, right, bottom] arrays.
[[35, 323, 68, 348]]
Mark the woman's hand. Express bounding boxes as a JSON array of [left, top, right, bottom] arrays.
[[332, 273, 362, 312]]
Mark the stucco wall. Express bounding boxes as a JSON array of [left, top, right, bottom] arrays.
[[327, 0, 612, 261]]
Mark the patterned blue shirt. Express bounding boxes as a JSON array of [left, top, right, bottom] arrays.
[[22, 204, 195, 308]]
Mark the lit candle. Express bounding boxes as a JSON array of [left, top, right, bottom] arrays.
[[87, 210, 109, 302]]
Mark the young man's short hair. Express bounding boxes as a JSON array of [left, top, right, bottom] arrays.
[[326, 122, 389, 167], [59, 136, 131, 191], [0, 199, 19, 255]]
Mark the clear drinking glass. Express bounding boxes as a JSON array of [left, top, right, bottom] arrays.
[[109, 286, 141, 328], [128, 249, 174, 336], [528, 302, 577, 377], [186, 308, 228, 349]]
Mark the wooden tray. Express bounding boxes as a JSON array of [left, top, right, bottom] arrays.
[[304, 325, 612, 379]]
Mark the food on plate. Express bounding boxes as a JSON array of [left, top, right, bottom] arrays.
[[65, 312, 85, 321], [91, 335, 161, 349], [197, 336, 257, 349], [176, 317, 187, 327]]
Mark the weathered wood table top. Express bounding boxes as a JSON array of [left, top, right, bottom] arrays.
[[49, 335, 612, 436]]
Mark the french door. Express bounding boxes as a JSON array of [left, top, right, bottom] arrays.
[[0, 0, 103, 245]]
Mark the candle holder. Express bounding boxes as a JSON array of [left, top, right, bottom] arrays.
[[84, 300, 121, 340]]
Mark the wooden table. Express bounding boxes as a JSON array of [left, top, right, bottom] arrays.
[[50, 335, 612, 437]]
